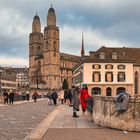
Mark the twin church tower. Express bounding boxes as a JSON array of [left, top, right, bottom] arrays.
[[29, 6, 83, 89]]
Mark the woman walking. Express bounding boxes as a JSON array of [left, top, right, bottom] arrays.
[[80, 84, 90, 115]]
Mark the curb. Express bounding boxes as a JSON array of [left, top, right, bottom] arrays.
[[23, 105, 62, 140]]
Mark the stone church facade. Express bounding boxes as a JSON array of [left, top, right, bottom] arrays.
[[29, 6, 81, 89]]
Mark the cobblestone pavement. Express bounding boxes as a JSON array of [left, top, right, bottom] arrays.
[[0, 99, 56, 140]]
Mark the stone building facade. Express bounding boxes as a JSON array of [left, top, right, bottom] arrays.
[[73, 46, 140, 96], [29, 6, 81, 89]]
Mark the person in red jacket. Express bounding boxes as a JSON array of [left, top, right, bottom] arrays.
[[80, 84, 90, 115]]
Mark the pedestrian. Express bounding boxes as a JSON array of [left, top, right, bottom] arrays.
[[64, 89, 70, 105], [58, 90, 64, 104], [47, 90, 53, 105], [71, 86, 80, 117], [114, 92, 129, 114], [3, 90, 8, 104], [26, 91, 30, 101], [32, 91, 38, 102], [8, 90, 15, 105], [51, 90, 58, 106], [80, 84, 90, 115]]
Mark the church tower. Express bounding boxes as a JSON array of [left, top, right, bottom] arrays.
[[43, 6, 60, 89], [29, 14, 44, 88]]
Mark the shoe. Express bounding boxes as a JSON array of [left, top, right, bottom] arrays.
[[73, 112, 79, 118]]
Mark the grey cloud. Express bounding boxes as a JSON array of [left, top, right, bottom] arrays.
[[0, 0, 140, 67]]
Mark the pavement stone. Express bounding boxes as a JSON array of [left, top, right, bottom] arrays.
[[0, 98, 56, 140]]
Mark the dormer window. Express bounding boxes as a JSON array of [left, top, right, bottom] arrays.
[[112, 53, 117, 59], [99, 52, 105, 59]]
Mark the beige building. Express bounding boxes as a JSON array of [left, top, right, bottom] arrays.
[[0, 67, 16, 93], [12, 68, 29, 89], [73, 46, 140, 96], [29, 6, 81, 89]]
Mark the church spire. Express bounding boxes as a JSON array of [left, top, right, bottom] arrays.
[[81, 33, 85, 57]]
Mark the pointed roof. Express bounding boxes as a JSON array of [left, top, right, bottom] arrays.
[[47, 6, 56, 26], [81, 33, 85, 57]]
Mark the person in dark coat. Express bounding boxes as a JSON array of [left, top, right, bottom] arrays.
[[32, 91, 38, 102], [3, 90, 8, 104], [8, 90, 15, 105], [26, 91, 30, 101], [51, 90, 58, 106], [71, 86, 80, 117], [114, 92, 129, 113]]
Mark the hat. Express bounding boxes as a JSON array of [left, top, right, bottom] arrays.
[[82, 83, 87, 87]]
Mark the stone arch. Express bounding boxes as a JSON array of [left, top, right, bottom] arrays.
[[91, 87, 101, 95], [106, 87, 112, 96], [116, 87, 126, 95], [135, 71, 138, 94]]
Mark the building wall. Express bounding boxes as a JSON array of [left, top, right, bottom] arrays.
[[83, 63, 133, 84]]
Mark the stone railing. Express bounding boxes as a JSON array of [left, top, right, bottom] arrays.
[[93, 95, 140, 131]]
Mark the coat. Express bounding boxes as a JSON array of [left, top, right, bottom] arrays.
[[71, 87, 80, 110], [80, 88, 90, 110], [114, 93, 129, 112]]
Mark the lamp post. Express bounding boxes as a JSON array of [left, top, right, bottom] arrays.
[[0, 69, 3, 96]]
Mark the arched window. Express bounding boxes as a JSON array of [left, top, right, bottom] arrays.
[[135, 71, 138, 94], [38, 46, 40, 50], [106, 87, 112, 96], [38, 61, 41, 71], [116, 87, 126, 95], [91, 87, 101, 95], [53, 41, 56, 56], [46, 41, 49, 50]]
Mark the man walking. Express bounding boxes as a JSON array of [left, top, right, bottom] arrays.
[[71, 86, 80, 117]]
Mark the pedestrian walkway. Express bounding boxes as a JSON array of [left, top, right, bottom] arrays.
[[49, 105, 96, 128], [24, 104, 140, 140]]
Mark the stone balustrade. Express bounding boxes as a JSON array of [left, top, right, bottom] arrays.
[[93, 95, 140, 131]]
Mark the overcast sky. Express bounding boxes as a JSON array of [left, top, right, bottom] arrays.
[[0, 0, 140, 67]]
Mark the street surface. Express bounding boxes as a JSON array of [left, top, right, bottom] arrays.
[[0, 99, 55, 140]]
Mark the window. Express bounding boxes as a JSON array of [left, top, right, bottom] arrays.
[[118, 65, 125, 69], [118, 72, 125, 82], [38, 46, 40, 50], [105, 72, 113, 82], [105, 64, 113, 69], [38, 61, 41, 71], [46, 41, 49, 50], [53, 41, 56, 57], [112, 53, 117, 59], [99, 52, 105, 59], [92, 72, 101, 82], [92, 64, 101, 70], [106, 87, 112, 96]]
